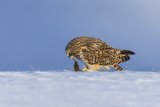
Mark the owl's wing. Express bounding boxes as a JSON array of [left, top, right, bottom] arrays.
[[79, 46, 119, 66], [86, 39, 112, 51]]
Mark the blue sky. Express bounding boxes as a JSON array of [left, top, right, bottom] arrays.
[[0, 0, 160, 71]]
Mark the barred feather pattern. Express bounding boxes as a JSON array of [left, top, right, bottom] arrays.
[[65, 36, 135, 71]]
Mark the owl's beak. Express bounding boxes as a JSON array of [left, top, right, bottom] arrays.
[[70, 56, 74, 59], [67, 52, 74, 59]]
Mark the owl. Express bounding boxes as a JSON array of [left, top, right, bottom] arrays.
[[65, 36, 135, 72]]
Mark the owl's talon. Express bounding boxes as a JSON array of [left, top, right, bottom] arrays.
[[82, 67, 98, 72], [82, 67, 88, 71]]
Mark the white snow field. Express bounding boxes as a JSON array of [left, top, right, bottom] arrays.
[[0, 71, 160, 107]]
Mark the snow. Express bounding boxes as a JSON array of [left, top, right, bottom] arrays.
[[0, 71, 160, 107]]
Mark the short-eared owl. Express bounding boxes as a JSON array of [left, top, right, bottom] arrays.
[[65, 36, 135, 72]]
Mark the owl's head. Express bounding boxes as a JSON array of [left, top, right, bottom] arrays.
[[65, 45, 75, 59], [65, 37, 82, 60]]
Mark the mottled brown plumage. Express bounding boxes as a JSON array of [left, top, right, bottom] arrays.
[[65, 36, 135, 72]]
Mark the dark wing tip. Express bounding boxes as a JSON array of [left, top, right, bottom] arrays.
[[121, 50, 135, 55]]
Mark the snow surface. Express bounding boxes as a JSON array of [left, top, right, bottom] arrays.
[[0, 71, 160, 107]]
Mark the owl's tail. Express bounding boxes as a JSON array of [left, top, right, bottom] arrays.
[[120, 50, 135, 62]]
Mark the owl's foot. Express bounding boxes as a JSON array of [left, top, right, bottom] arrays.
[[112, 64, 123, 71], [82, 67, 92, 72], [82, 64, 100, 72], [82, 67, 96, 72]]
